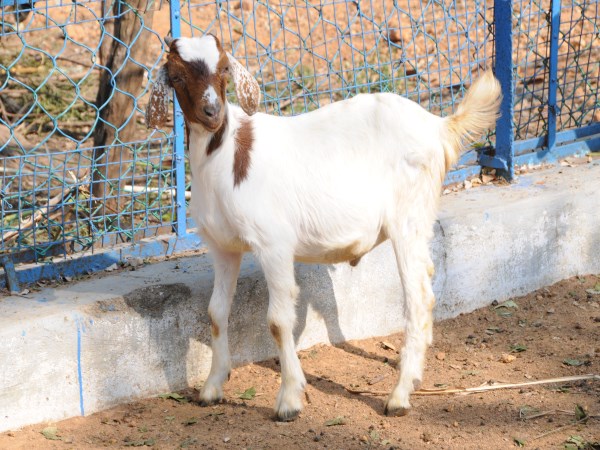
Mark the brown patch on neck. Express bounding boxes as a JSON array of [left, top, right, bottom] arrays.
[[206, 113, 228, 156], [233, 118, 254, 186]]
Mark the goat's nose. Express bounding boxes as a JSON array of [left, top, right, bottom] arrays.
[[203, 104, 220, 118]]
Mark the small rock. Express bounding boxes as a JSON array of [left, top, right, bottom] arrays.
[[127, 257, 144, 268], [453, 421, 459, 428], [105, 263, 118, 272], [421, 432, 432, 442], [223, 436, 231, 443], [536, 295, 543, 301], [500, 353, 516, 363], [546, 307, 555, 314], [464, 180, 472, 190], [436, 352, 446, 361], [7, 432, 14, 437], [482, 173, 495, 184], [442, 188, 451, 195]]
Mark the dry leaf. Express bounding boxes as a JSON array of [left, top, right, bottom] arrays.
[[381, 341, 397, 352]]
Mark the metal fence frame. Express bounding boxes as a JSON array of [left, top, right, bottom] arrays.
[[1, 0, 598, 289]]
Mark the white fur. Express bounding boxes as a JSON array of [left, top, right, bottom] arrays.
[[203, 85, 218, 105], [177, 35, 220, 71], [168, 52, 501, 420]]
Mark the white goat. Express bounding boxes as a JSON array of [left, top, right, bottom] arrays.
[[147, 34, 502, 421]]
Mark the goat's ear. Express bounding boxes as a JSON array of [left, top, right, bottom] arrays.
[[227, 53, 261, 116], [146, 66, 171, 129]]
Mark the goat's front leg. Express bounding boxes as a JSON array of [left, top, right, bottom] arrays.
[[258, 248, 306, 421], [385, 236, 435, 416], [198, 247, 242, 406]]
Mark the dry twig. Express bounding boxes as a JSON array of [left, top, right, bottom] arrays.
[[345, 374, 600, 397], [2, 186, 77, 242], [530, 417, 591, 442]]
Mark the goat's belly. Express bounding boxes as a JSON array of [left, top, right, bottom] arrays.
[[195, 221, 252, 253], [294, 231, 387, 265]]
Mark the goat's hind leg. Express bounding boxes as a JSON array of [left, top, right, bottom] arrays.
[[198, 247, 243, 406], [385, 235, 435, 416]]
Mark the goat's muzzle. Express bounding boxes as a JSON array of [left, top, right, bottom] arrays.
[[198, 105, 225, 133]]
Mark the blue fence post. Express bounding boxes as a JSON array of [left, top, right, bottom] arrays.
[[170, 0, 187, 237], [491, 0, 515, 180], [547, 0, 561, 153], [1, 255, 20, 293]]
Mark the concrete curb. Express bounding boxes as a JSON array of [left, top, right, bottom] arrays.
[[1, 162, 599, 432]]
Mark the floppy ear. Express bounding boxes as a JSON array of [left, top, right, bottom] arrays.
[[146, 66, 171, 129], [227, 53, 261, 116]]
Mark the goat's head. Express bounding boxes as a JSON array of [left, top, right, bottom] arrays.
[[146, 34, 261, 132]]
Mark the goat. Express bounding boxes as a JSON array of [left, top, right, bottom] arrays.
[[146, 34, 502, 421]]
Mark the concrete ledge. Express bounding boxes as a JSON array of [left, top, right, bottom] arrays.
[[1, 162, 600, 432]]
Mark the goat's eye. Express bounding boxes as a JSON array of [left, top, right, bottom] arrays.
[[171, 75, 184, 84]]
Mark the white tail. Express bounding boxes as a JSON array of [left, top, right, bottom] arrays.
[[441, 71, 502, 170]]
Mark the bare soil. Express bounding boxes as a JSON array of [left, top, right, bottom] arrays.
[[2, 274, 600, 449]]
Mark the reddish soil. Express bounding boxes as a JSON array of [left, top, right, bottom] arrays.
[[1, 274, 600, 449]]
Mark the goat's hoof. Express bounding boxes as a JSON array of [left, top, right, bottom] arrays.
[[384, 403, 410, 417], [275, 408, 301, 422], [198, 397, 222, 407]]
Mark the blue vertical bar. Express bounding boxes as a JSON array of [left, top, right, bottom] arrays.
[[493, 0, 515, 180], [547, 0, 561, 152], [1, 255, 20, 293], [170, 0, 187, 237]]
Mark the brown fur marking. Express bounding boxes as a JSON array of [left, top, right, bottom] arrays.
[[233, 118, 254, 186], [269, 322, 282, 348], [206, 114, 228, 156], [210, 321, 219, 338]]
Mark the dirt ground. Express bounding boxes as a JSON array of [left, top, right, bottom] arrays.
[[1, 274, 600, 449]]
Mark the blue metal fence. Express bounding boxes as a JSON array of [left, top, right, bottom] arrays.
[[0, 0, 598, 288]]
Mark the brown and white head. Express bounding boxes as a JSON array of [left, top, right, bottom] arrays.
[[146, 34, 261, 132]]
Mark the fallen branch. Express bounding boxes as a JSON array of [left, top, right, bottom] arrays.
[[2, 186, 77, 242], [123, 185, 191, 200], [345, 374, 600, 397]]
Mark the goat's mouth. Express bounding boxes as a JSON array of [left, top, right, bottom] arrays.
[[198, 116, 224, 133]]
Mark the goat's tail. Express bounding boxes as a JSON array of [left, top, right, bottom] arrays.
[[441, 71, 502, 170]]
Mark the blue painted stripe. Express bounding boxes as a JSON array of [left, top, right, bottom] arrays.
[[76, 318, 85, 416]]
